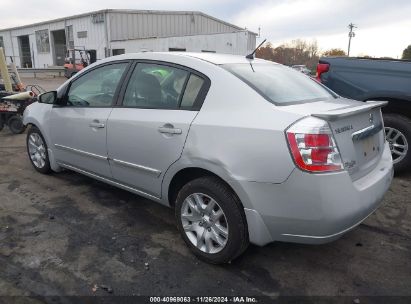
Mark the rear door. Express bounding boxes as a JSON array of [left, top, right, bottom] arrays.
[[50, 62, 129, 177], [106, 61, 210, 198]]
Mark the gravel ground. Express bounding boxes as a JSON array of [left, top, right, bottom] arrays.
[[0, 77, 410, 300]]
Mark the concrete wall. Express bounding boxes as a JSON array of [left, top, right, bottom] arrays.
[[0, 19, 66, 68], [65, 14, 107, 61], [110, 31, 255, 55], [0, 14, 107, 68]]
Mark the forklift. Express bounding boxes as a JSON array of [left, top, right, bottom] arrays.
[[64, 48, 96, 78]]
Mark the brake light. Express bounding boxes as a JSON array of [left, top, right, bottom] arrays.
[[315, 63, 329, 82], [286, 117, 343, 173], [304, 134, 329, 147]]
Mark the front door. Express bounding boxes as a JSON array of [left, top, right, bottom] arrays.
[[107, 62, 208, 197], [50, 62, 129, 177]]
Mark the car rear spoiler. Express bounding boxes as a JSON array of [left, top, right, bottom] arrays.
[[311, 100, 388, 121]]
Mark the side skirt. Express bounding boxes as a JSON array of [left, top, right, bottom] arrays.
[[57, 162, 162, 203]]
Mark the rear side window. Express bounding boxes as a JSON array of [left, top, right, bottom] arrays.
[[123, 63, 189, 109], [223, 63, 336, 105], [180, 74, 204, 109], [122, 62, 208, 110]]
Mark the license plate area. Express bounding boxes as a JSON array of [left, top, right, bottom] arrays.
[[329, 108, 385, 179], [360, 134, 380, 161], [351, 123, 383, 162]]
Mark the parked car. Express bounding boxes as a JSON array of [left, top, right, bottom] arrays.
[[316, 57, 411, 172], [291, 64, 311, 75], [23, 52, 393, 264]]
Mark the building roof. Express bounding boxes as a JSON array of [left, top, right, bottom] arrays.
[[0, 9, 257, 35]]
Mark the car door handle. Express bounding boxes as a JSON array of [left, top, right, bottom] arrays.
[[158, 126, 182, 135], [89, 122, 105, 128]]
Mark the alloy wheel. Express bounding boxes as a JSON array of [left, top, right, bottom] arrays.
[[385, 127, 409, 164], [28, 133, 47, 169], [180, 193, 229, 254]]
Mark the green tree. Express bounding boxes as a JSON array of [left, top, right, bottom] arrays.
[[322, 48, 346, 56], [402, 45, 411, 60]]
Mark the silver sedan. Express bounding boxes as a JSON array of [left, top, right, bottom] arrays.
[[23, 52, 393, 264]]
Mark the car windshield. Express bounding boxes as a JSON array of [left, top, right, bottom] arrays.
[[222, 63, 336, 105]]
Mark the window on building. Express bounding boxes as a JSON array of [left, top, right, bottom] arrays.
[[201, 50, 216, 53], [77, 31, 87, 39], [169, 48, 186, 52], [0, 36, 4, 49], [112, 49, 125, 56], [91, 13, 104, 23], [66, 25, 74, 49], [35, 29, 50, 53]]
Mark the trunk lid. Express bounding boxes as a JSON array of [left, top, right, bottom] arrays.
[[281, 98, 387, 180]]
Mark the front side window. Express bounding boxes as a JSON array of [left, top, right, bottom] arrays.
[[123, 63, 190, 109], [223, 63, 336, 105], [67, 63, 127, 107]]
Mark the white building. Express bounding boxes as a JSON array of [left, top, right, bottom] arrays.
[[0, 9, 257, 68]]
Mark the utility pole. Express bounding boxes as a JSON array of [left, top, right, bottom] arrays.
[[347, 23, 357, 56]]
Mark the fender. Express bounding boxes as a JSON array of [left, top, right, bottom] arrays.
[[23, 102, 62, 172], [160, 156, 274, 246], [161, 156, 257, 210]]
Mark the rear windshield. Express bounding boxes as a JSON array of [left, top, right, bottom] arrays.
[[222, 63, 336, 105]]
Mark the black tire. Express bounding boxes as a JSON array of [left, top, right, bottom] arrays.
[[383, 113, 411, 173], [7, 115, 26, 134], [26, 126, 52, 174], [175, 176, 249, 264]]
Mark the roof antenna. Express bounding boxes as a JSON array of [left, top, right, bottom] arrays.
[[246, 38, 267, 59]]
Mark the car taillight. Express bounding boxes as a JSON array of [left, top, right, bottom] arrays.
[[286, 117, 343, 173], [315, 63, 329, 82]]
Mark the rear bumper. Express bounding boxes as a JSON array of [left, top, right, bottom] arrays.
[[236, 143, 393, 246]]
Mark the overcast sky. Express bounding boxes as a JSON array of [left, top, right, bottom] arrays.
[[1, 0, 410, 58]]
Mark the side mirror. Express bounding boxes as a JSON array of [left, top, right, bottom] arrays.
[[38, 91, 57, 104]]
